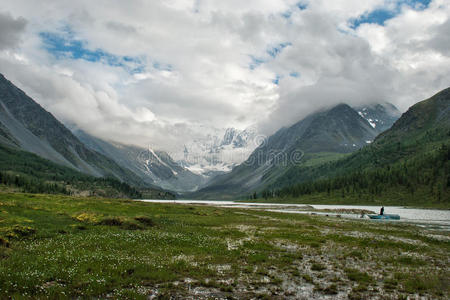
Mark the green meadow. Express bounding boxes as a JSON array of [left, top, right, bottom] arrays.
[[0, 192, 448, 299]]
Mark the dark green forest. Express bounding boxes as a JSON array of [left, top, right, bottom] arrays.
[[0, 144, 142, 198], [255, 90, 450, 207], [260, 143, 449, 206]]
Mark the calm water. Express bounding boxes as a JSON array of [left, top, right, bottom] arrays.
[[140, 200, 450, 230]]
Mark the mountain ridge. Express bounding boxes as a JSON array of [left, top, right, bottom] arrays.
[[73, 129, 207, 192], [179, 126, 258, 177], [260, 87, 450, 206], [0, 73, 146, 186], [189, 101, 400, 199]]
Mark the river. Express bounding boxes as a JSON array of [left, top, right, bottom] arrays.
[[140, 200, 450, 231]]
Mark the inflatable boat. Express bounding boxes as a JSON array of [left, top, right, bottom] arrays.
[[367, 214, 400, 220]]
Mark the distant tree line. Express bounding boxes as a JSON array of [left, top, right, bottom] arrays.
[[259, 144, 450, 203], [269, 128, 450, 190], [0, 144, 143, 198], [0, 170, 143, 198], [0, 171, 69, 194]]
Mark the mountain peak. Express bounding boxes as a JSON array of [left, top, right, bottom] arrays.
[[0, 75, 145, 185], [221, 128, 238, 146], [354, 102, 401, 131], [327, 103, 360, 119], [329, 103, 353, 112], [192, 101, 396, 198], [378, 86, 450, 138], [429, 87, 450, 109]]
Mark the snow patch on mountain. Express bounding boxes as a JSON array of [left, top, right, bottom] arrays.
[[355, 103, 401, 133], [358, 110, 377, 128], [147, 148, 177, 176], [177, 126, 259, 177]]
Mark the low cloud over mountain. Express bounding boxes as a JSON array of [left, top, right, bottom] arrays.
[[0, 1, 449, 152]]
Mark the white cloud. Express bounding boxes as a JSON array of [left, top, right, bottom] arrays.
[[0, 12, 27, 50], [0, 0, 449, 152]]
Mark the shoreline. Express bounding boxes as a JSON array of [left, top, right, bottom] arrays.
[[1, 192, 449, 298]]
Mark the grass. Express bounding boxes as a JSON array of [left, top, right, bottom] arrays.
[[311, 262, 326, 271], [345, 268, 374, 284], [301, 152, 350, 167], [0, 192, 449, 298]]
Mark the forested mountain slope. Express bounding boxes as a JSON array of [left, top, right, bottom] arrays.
[[0, 74, 145, 186], [260, 88, 450, 206], [192, 102, 399, 199]]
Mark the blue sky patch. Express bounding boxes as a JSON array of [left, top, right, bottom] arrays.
[[404, 0, 432, 9], [350, 9, 396, 28], [249, 42, 291, 70], [272, 74, 281, 85], [153, 62, 173, 72], [267, 42, 291, 58], [282, 10, 293, 19], [249, 56, 265, 70], [39, 30, 146, 74], [289, 71, 300, 78], [350, 0, 432, 29], [296, 2, 308, 10], [282, 1, 308, 19]]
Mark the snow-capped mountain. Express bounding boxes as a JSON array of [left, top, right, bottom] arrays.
[[177, 103, 399, 179], [355, 103, 401, 133], [0, 74, 146, 186], [73, 125, 260, 192], [191, 102, 402, 199], [73, 129, 207, 192], [178, 126, 259, 177]]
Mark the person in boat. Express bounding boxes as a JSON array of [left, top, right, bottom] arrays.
[[380, 206, 384, 215]]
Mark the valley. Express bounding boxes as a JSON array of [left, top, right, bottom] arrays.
[[1, 73, 449, 209], [1, 2, 449, 299], [0, 192, 448, 299]]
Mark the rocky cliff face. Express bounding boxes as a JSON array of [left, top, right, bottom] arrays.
[[74, 129, 207, 192], [0, 74, 145, 186], [179, 126, 258, 177], [191, 102, 401, 199]]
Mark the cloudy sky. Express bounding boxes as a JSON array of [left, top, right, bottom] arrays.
[[0, 0, 449, 151]]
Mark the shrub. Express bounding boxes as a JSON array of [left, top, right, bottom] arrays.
[[347, 250, 363, 259], [397, 255, 426, 266], [311, 263, 326, 271], [122, 222, 144, 230], [134, 216, 155, 226], [345, 268, 373, 284], [0, 237, 10, 247], [5, 225, 36, 239], [98, 217, 123, 226], [323, 283, 338, 295], [98, 217, 144, 230], [302, 274, 314, 283], [74, 212, 100, 223]]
